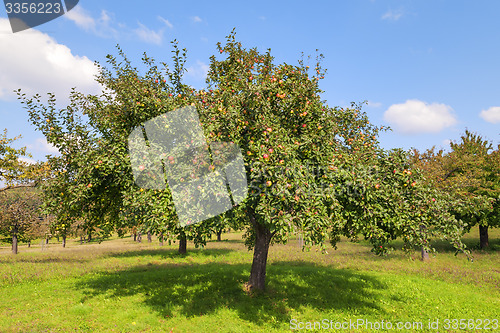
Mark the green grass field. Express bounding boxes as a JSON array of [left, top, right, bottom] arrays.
[[0, 227, 498, 332]]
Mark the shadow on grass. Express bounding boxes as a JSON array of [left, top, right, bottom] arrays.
[[206, 239, 244, 244], [0, 256, 89, 264], [75, 261, 386, 327], [106, 248, 235, 260], [388, 237, 500, 254], [432, 237, 500, 253]]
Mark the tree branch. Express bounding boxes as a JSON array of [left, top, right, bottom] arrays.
[[0, 183, 37, 193]]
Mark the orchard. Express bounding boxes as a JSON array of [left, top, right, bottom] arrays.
[[18, 31, 472, 290]]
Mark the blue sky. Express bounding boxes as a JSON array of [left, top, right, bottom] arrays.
[[1, 0, 499, 167]]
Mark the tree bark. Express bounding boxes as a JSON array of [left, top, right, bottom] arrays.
[[80, 235, 83, 244], [62, 235, 66, 248], [247, 208, 273, 291], [12, 225, 18, 255], [137, 232, 142, 242], [27, 240, 31, 248], [179, 231, 187, 254], [421, 247, 429, 261], [159, 232, 164, 246], [87, 231, 92, 242], [147, 231, 152, 243], [133, 232, 137, 242], [217, 229, 222, 242], [479, 225, 489, 249], [45, 237, 49, 245]]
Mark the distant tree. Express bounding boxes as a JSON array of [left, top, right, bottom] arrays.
[[412, 130, 499, 249], [0, 188, 42, 254], [0, 129, 30, 189], [0, 129, 48, 253]]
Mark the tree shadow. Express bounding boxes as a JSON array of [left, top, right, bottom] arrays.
[[432, 237, 500, 253], [0, 256, 89, 264], [106, 248, 235, 260], [389, 237, 500, 254], [206, 239, 243, 244], [75, 261, 386, 327]]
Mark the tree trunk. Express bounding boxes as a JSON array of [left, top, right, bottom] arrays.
[[147, 231, 152, 243], [80, 235, 83, 244], [159, 233, 164, 246], [217, 229, 222, 242], [87, 231, 92, 242], [12, 226, 18, 255], [133, 232, 137, 242], [45, 237, 49, 245], [27, 240, 31, 248], [247, 208, 273, 291], [137, 232, 142, 242], [179, 231, 187, 254], [421, 247, 429, 261], [62, 235, 66, 248], [479, 225, 489, 249]]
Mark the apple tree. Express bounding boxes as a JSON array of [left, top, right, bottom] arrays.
[[200, 31, 469, 289], [19, 43, 223, 253]]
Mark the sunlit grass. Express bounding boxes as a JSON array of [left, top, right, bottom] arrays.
[[0, 227, 498, 332]]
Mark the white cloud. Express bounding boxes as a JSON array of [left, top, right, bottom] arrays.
[[19, 156, 37, 165], [192, 16, 202, 23], [158, 16, 173, 29], [27, 138, 60, 155], [186, 60, 209, 81], [65, 6, 170, 45], [134, 22, 163, 45], [479, 106, 500, 124], [383, 99, 457, 134], [381, 9, 404, 21], [366, 101, 382, 108], [0, 18, 100, 102], [64, 6, 96, 31], [65, 7, 117, 38]]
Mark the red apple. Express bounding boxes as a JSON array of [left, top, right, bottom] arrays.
[[263, 154, 269, 159]]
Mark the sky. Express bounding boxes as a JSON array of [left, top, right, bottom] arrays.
[[1, 0, 499, 168]]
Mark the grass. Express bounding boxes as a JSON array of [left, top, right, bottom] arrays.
[[0, 227, 498, 332]]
